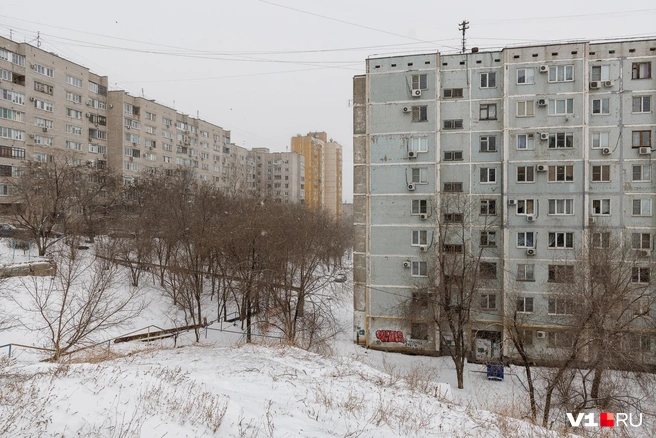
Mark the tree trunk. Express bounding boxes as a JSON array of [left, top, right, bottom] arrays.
[[591, 366, 603, 406]]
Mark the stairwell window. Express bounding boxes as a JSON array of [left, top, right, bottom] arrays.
[[479, 104, 497, 120], [443, 119, 463, 130], [548, 65, 573, 82], [412, 106, 428, 122], [480, 72, 496, 88], [480, 136, 496, 152]]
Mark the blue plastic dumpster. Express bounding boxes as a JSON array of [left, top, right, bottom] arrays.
[[486, 363, 504, 381]]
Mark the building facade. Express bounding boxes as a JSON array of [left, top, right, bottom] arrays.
[[252, 147, 305, 204], [353, 39, 656, 362]]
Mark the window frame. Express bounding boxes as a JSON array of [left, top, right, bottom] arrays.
[[591, 198, 611, 216], [632, 267, 650, 284], [411, 74, 428, 90], [411, 105, 428, 122], [548, 199, 574, 215], [480, 72, 497, 88], [517, 134, 535, 150], [517, 231, 535, 248], [410, 137, 428, 153], [411, 199, 428, 215], [443, 88, 463, 98], [516, 100, 535, 117], [631, 233, 652, 250], [591, 132, 609, 149], [480, 293, 497, 310], [516, 264, 535, 282], [592, 98, 610, 115], [591, 65, 610, 82], [632, 62, 652, 80], [632, 96, 651, 114], [548, 98, 574, 115], [548, 132, 573, 149], [480, 199, 497, 216], [411, 167, 428, 184], [517, 68, 534, 84], [548, 232, 574, 249], [516, 199, 535, 216], [479, 167, 497, 184], [548, 65, 574, 82], [632, 164, 651, 182], [516, 296, 534, 313], [411, 261, 428, 277], [632, 130, 651, 148], [411, 230, 429, 246], [480, 230, 497, 247], [443, 150, 463, 161], [632, 199, 652, 216], [479, 135, 496, 152], [591, 165, 611, 182], [479, 103, 497, 120], [516, 166, 535, 183], [548, 165, 574, 182]]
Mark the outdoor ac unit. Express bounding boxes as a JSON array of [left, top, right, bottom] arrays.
[[604, 80, 614, 87], [420, 213, 428, 220], [402, 106, 411, 113], [408, 151, 417, 158], [86, 101, 92, 106], [508, 199, 517, 206], [527, 215, 537, 222], [537, 164, 547, 172], [129, 156, 133, 162], [28, 134, 34, 138], [42, 128, 48, 132], [103, 154, 107, 158], [536, 331, 546, 339], [539, 65, 548, 73], [412, 89, 422, 97], [29, 97, 35, 102], [526, 248, 536, 256], [589, 81, 601, 89], [419, 245, 428, 252], [403, 261, 411, 268], [638, 249, 650, 258], [407, 183, 416, 191], [537, 99, 547, 107], [602, 147, 611, 155], [109, 104, 113, 108], [540, 132, 549, 141], [88, 137, 93, 142], [639, 147, 651, 155]]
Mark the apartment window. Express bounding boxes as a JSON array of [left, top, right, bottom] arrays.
[[592, 98, 610, 115], [66, 91, 81, 104], [632, 131, 651, 148], [145, 139, 156, 148], [412, 106, 427, 122], [633, 165, 651, 182], [34, 81, 53, 95], [66, 108, 82, 119], [548, 332, 574, 348], [443, 151, 463, 161], [33, 63, 54, 78], [480, 136, 496, 152], [66, 75, 82, 88], [443, 213, 463, 223], [412, 199, 428, 215], [443, 182, 463, 192], [443, 88, 463, 98], [411, 168, 428, 184], [443, 119, 463, 130], [591, 165, 610, 182], [480, 72, 496, 88], [515, 166, 534, 183], [65, 141, 82, 151], [516, 296, 534, 313], [632, 62, 651, 79], [145, 112, 156, 121], [34, 99, 54, 112], [632, 199, 652, 216], [88, 144, 107, 154], [548, 232, 574, 249], [517, 199, 535, 215], [516, 100, 534, 117], [411, 261, 428, 277], [162, 117, 173, 126], [632, 267, 650, 283], [32, 135, 52, 146], [0, 146, 25, 159], [548, 165, 574, 182], [591, 132, 609, 149], [629, 334, 651, 352], [34, 117, 53, 129], [480, 263, 497, 280], [410, 137, 428, 153], [548, 98, 574, 115], [548, 265, 574, 283], [0, 126, 25, 141], [592, 232, 610, 249], [633, 96, 651, 113], [0, 89, 24, 105], [411, 74, 428, 90], [517, 231, 535, 248], [549, 199, 574, 215], [66, 124, 82, 135], [145, 126, 156, 135], [479, 167, 496, 183], [516, 265, 535, 282], [411, 230, 428, 246], [480, 293, 497, 310], [124, 118, 140, 129], [0, 107, 24, 122], [410, 323, 429, 340], [517, 134, 534, 150], [548, 298, 575, 315], [591, 65, 610, 81], [591, 199, 611, 215], [443, 244, 463, 253], [480, 104, 497, 120], [549, 132, 573, 148], [480, 231, 496, 247], [548, 65, 573, 82], [517, 68, 534, 84], [632, 233, 652, 250], [480, 199, 496, 215]]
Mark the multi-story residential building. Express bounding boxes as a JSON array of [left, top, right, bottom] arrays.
[[324, 139, 343, 220], [353, 38, 656, 363], [252, 148, 305, 204]]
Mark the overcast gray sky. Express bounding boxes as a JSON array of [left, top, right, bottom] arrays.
[[2, 1, 655, 202]]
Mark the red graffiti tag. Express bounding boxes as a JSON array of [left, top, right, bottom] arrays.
[[375, 330, 405, 343]]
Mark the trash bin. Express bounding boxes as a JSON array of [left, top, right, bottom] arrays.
[[486, 362, 504, 381]]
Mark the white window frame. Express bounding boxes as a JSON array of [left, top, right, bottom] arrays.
[[591, 199, 611, 216], [411, 230, 428, 246], [591, 65, 610, 82], [548, 98, 574, 115], [632, 96, 651, 114], [517, 134, 535, 150], [480, 230, 497, 247], [479, 167, 496, 184], [517, 231, 535, 248], [516, 166, 535, 183], [631, 233, 652, 250], [632, 267, 650, 284], [410, 137, 428, 153], [632, 199, 652, 216], [632, 164, 651, 182], [517, 68, 534, 84], [411, 168, 428, 184], [516, 265, 535, 282], [517, 199, 535, 216], [591, 132, 609, 149], [548, 65, 574, 82], [411, 261, 428, 277], [480, 72, 496, 88], [548, 232, 574, 249], [516, 100, 534, 117], [591, 165, 611, 182], [516, 296, 534, 313], [480, 135, 496, 152], [592, 98, 610, 115], [66, 75, 82, 88], [548, 165, 574, 182], [548, 199, 574, 215], [548, 132, 573, 149], [411, 199, 428, 215]]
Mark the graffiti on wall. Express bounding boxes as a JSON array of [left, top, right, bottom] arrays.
[[375, 330, 405, 343]]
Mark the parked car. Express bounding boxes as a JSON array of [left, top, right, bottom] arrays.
[[0, 224, 16, 237]]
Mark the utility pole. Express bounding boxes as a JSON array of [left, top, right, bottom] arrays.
[[458, 20, 469, 54]]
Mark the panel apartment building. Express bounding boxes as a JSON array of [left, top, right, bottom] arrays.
[[353, 38, 656, 362]]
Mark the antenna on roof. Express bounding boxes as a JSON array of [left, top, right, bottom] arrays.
[[458, 20, 469, 54]]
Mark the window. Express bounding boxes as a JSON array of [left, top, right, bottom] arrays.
[[34, 117, 53, 129], [632, 131, 651, 148], [516, 297, 534, 313], [633, 164, 651, 182], [548, 232, 574, 249], [591, 165, 610, 182], [443, 182, 463, 192], [33, 99, 54, 112], [516, 100, 537, 118], [480, 72, 496, 88], [65, 141, 82, 151], [124, 118, 140, 129], [88, 144, 107, 154], [517, 68, 534, 84], [412, 199, 428, 215], [479, 167, 496, 183], [480, 136, 496, 152], [480, 294, 496, 310], [411, 74, 428, 90], [628, 334, 651, 352], [517, 134, 534, 150], [33, 63, 54, 78], [548, 65, 573, 82], [591, 132, 609, 149], [411, 168, 428, 184], [591, 199, 611, 215], [517, 265, 535, 282], [66, 75, 82, 88], [145, 126, 156, 135], [480, 231, 496, 247], [592, 232, 610, 249], [443, 213, 463, 223], [480, 199, 496, 215], [410, 323, 429, 340], [412, 106, 427, 122], [632, 199, 652, 216], [517, 199, 535, 215], [480, 104, 497, 120], [65, 91, 81, 104], [32, 135, 52, 146], [443, 151, 463, 161], [0, 89, 25, 105], [480, 263, 497, 279], [145, 111, 156, 121], [443, 244, 463, 253], [517, 232, 535, 248], [549, 199, 574, 215], [591, 65, 610, 81], [592, 98, 610, 115], [410, 137, 428, 153], [517, 166, 535, 183], [548, 332, 574, 348], [632, 267, 650, 283], [548, 132, 573, 148], [548, 265, 574, 283], [0, 146, 25, 159], [0, 126, 25, 141], [633, 96, 651, 113], [443, 119, 463, 130], [548, 297, 575, 315], [0, 107, 24, 122], [548, 99, 574, 115], [443, 88, 463, 98], [548, 165, 574, 182], [66, 124, 82, 135], [412, 230, 428, 246], [632, 233, 651, 250], [411, 261, 428, 277], [632, 62, 651, 79], [66, 108, 82, 119], [34, 81, 53, 95]]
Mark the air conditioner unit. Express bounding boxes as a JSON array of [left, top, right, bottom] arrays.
[[407, 183, 416, 191], [86, 113, 91, 118], [536, 331, 546, 339], [42, 128, 48, 133], [540, 132, 549, 141], [638, 249, 650, 258], [603, 80, 614, 87], [526, 248, 536, 256], [537, 98, 547, 107], [419, 213, 428, 220], [29, 97, 35, 102], [508, 199, 517, 206], [527, 215, 537, 222], [408, 151, 417, 158], [28, 134, 34, 138], [31, 64, 36, 70], [129, 156, 133, 162], [539, 65, 549, 73], [103, 154, 107, 158], [86, 101, 92, 106], [537, 164, 547, 172], [403, 261, 411, 268], [412, 89, 421, 97], [132, 142, 137, 146], [419, 245, 428, 252], [109, 104, 113, 108], [639, 147, 651, 155], [88, 137, 93, 142], [402, 106, 411, 113], [602, 147, 611, 155], [589, 81, 601, 89]]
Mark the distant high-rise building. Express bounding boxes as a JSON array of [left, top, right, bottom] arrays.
[[251, 147, 305, 204]]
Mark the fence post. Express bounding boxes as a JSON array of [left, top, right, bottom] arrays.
[[8, 344, 11, 358]]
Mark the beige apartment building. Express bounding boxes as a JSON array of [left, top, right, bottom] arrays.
[[324, 139, 343, 220], [251, 148, 305, 204]]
